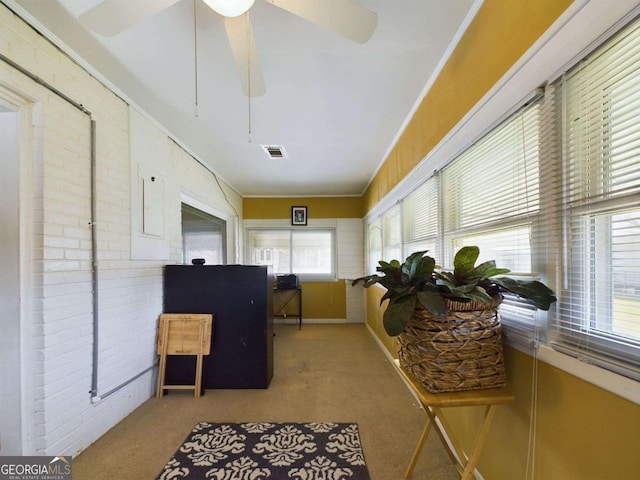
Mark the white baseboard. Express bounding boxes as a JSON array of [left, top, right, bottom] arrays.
[[273, 318, 363, 326]]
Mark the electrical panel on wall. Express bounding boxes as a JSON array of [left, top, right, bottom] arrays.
[[141, 171, 164, 238], [130, 108, 170, 260]]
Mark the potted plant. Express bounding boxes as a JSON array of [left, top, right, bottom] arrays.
[[352, 246, 556, 392]]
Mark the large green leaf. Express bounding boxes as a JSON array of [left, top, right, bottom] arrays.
[[380, 286, 412, 304], [380, 259, 401, 269], [435, 271, 456, 290], [378, 263, 401, 277], [361, 275, 383, 288], [493, 277, 557, 310], [401, 251, 426, 283], [372, 260, 403, 288], [413, 256, 436, 286], [450, 282, 480, 295], [453, 246, 479, 276], [459, 287, 493, 304], [470, 260, 510, 280], [416, 291, 447, 316], [383, 295, 416, 336]]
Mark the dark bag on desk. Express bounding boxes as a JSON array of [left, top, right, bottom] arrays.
[[277, 274, 298, 289]]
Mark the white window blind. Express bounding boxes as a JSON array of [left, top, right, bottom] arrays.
[[367, 218, 382, 274], [552, 17, 640, 379], [291, 230, 333, 274], [402, 176, 439, 259], [439, 103, 544, 340], [440, 102, 543, 294], [441, 105, 541, 237], [382, 204, 402, 262]]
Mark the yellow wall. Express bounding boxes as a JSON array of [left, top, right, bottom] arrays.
[[445, 348, 640, 479], [245, 197, 362, 319], [367, 290, 640, 479], [273, 281, 346, 319], [300, 280, 346, 319], [243, 197, 364, 219], [363, 0, 572, 210], [362, 0, 640, 478]]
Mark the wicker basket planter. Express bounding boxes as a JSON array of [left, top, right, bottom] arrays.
[[352, 248, 555, 392], [397, 295, 506, 393]]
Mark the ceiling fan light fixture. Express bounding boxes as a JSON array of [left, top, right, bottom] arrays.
[[203, 0, 255, 17]]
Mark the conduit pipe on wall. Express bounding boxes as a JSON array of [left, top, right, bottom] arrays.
[[90, 119, 99, 398], [88, 119, 155, 403], [87, 119, 107, 401], [0, 45, 154, 404]]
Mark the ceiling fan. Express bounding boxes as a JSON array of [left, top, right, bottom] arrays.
[[78, 0, 378, 97]]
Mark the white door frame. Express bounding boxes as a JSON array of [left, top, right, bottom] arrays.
[[0, 86, 38, 455]]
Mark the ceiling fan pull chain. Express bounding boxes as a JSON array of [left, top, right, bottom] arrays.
[[193, 0, 200, 117]]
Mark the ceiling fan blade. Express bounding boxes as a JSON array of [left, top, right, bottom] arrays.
[[79, 0, 182, 37], [223, 15, 266, 97], [267, 0, 377, 44]]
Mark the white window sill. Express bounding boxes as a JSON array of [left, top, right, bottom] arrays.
[[537, 345, 640, 405], [296, 275, 337, 282]]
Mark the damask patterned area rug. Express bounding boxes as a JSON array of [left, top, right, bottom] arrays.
[[157, 422, 371, 480]]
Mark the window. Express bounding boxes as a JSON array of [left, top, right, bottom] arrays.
[[382, 204, 402, 263], [552, 18, 640, 379], [247, 229, 335, 280], [444, 102, 546, 340], [441, 103, 541, 271], [292, 230, 333, 274], [363, 11, 640, 381], [403, 176, 439, 260], [365, 206, 402, 275], [365, 102, 545, 340], [181, 204, 226, 265], [367, 218, 382, 274]]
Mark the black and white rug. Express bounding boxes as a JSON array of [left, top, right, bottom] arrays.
[[157, 422, 371, 480]]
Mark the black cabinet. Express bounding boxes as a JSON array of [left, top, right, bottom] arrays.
[[163, 264, 273, 389]]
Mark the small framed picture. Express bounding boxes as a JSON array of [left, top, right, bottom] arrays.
[[291, 206, 307, 226]]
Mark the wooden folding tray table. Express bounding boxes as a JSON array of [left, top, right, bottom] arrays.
[[156, 313, 213, 398], [395, 361, 514, 479]]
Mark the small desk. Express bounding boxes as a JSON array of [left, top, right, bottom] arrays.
[[273, 287, 302, 330], [395, 361, 514, 479]]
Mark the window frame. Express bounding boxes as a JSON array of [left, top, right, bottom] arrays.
[[245, 227, 337, 281], [551, 18, 640, 378], [181, 203, 227, 266]]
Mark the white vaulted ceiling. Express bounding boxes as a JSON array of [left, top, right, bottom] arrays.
[[10, 0, 480, 196]]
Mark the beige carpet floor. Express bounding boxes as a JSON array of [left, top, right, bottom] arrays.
[[73, 323, 458, 480]]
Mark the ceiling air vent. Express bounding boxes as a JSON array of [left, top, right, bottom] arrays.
[[261, 144, 288, 159]]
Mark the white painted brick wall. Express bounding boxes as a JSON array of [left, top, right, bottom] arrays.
[[0, 2, 242, 456]]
